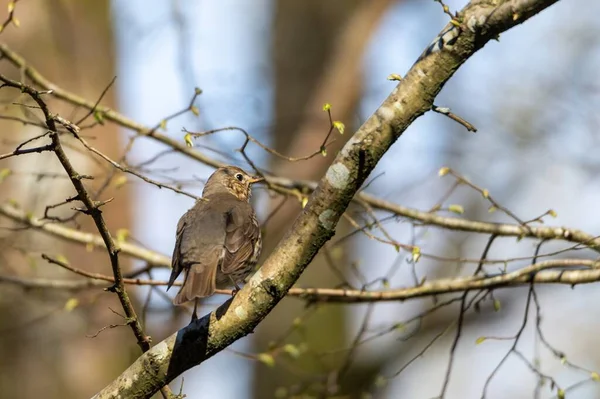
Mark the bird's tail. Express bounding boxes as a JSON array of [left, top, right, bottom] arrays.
[[173, 264, 217, 305]]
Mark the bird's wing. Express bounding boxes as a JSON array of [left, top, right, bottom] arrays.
[[173, 247, 221, 305], [167, 212, 189, 290], [221, 202, 260, 275], [168, 202, 227, 303]]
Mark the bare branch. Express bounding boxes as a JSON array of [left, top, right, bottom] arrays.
[[432, 104, 477, 132], [2, 258, 598, 303], [0, 203, 171, 265]]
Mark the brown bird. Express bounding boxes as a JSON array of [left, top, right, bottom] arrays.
[[167, 166, 263, 320]]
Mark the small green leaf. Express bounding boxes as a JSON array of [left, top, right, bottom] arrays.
[[560, 356, 567, 365], [412, 246, 421, 263], [482, 189, 489, 199], [190, 106, 200, 116], [320, 146, 327, 157], [591, 372, 600, 381], [557, 388, 565, 399], [387, 73, 402, 81], [475, 336, 486, 345], [516, 234, 525, 242], [0, 168, 11, 183], [159, 119, 167, 130], [393, 322, 405, 332], [283, 344, 300, 359], [116, 228, 130, 243], [114, 175, 128, 189], [322, 103, 331, 112], [292, 317, 302, 327], [493, 299, 501, 312], [301, 196, 308, 209], [382, 278, 390, 288], [93, 110, 105, 125], [488, 206, 497, 213], [184, 133, 194, 147], [64, 298, 79, 312], [257, 353, 275, 367], [333, 121, 345, 134], [12, 17, 19, 27], [548, 209, 558, 218], [448, 204, 464, 214], [438, 166, 450, 177], [194, 87, 203, 95]]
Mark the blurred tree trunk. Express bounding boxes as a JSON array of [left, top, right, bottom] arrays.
[[253, 0, 392, 396], [0, 1, 133, 398]]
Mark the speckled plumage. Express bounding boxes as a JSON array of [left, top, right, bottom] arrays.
[[167, 166, 262, 314]]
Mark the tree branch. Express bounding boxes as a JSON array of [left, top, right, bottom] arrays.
[[0, 202, 171, 266], [2, 258, 597, 303]]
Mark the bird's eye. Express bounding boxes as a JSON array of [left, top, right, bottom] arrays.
[[235, 173, 244, 182]]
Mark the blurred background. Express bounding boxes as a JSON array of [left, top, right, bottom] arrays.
[[1, 0, 599, 398]]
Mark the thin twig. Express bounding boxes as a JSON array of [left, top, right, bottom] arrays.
[[432, 104, 477, 132]]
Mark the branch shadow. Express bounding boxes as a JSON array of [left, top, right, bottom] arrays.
[[166, 297, 233, 381]]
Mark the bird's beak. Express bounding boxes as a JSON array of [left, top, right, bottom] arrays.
[[248, 176, 264, 184]]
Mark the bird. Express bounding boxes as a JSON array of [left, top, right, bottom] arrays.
[[167, 166, 263, 321]]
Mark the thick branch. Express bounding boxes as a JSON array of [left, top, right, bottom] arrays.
[[90, 1, 561, 397]]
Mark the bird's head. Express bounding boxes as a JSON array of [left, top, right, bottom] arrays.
[[202, 166, 263, 201]]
